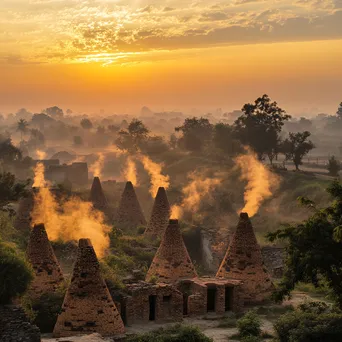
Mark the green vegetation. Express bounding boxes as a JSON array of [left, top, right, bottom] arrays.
[[126, 324, 213, 342], [274, 301, 342, 342], [237, 310, 262, 339], [0, 240, 33, 304], [327, 155, 341, 177], [23, 286, 66, 333], [268, 180, 342, 308]]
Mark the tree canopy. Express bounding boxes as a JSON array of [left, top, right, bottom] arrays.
[[268, 180, 342, 308], [234, 94, 291, 160], [175, 117, 213, 152], [0, 172, 29, 206], [281, 131, 315, 170], [80, 118, 93, 130]]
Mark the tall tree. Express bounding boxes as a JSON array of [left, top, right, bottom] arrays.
[[0, 139, 22, 164], [0, 172, 28, 206], [80, 118, 93, 130], [234, 94, 291, 160], [44, 106, 64, 118], [327, 156, 341, 177], [116, 118, 149, 151], [268, 180, 342, 309], [17, 119, 29, 142], [175, 117, 213, 152], [281, 131, 315, 170], [212, 123, 241, 156]]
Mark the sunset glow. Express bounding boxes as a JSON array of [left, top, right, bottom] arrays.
[[1, 0, 341, 113]]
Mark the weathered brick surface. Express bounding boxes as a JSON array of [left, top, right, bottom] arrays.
[[0, 305, 41, 342], [144, 187, 170, 238], [53, 239, 125, 337], [27, 223, 64, 298], [146, 219, 197, 284], [90, 177, 109, 211], [124, 282, 183, 325], [216, 213, 274, 303], [261, 246, 285, 278], [116, 182, 146, 228]]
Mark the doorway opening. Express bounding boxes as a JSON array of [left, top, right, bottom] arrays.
[[207, 287, 216, 312], [149, 295, 157, 321]]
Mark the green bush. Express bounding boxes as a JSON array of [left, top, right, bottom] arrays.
[[126, 324, 213, 342], [0, 240, 33, 304], [274, 302, 342, 342], [237, 310, 261, 338], [25, 287, 66, 333]]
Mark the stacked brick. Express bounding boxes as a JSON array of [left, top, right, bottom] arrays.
[[216, 213, 274, 303], [116, 181, 146, 228], [144, 187, 170, 238], [53, 239, 124, 337], [26, 223, 64, 298], [146, 219, 198, 283], [90, 177, 109, 211]]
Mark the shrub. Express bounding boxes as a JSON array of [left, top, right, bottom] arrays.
[[25, 287, 66, 333], [237, 310, 261, 338], [274, 302, 342, 342], [327, 156, 340, 177], [0, 240, 33, 304], [126, 324, 213, 342]]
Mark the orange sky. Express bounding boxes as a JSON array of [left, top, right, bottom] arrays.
[[1, 1, 342, 115]]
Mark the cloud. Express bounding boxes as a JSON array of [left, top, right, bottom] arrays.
[[199, 11, 229, 21]]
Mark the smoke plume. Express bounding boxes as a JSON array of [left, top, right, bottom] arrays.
[[89, 152, 105, 178], [234, 148, 280, 217], [31, 163, 110, 257], [171, 171, 221, 219], [123, 156, 138, 186], [139, 154, 170, 197], [36, 150, 47, 160]]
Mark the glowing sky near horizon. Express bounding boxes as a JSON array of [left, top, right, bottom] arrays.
[[1, 0, 342, 114]]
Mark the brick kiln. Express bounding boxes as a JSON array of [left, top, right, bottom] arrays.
[[53, 239, 124, 337], [90, 176, 108, 211], [145, 219, 198, 283], [116, 181, 146, 228], [27, 223, 64, 298], [144, 186, 171, 238], [216, 212, 274, 303]]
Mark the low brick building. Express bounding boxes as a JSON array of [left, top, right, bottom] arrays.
[[26, 223, 64, 298], [179, 278, 243, 316], [121, 282, 183, 325]]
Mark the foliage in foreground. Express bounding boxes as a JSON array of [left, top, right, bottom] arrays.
[[237, 310, 262, 338], [267, 180, 342, 308], [125, 324, 213, 342], [274, 301, 342, 342], [0, 240, 33, 304]]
